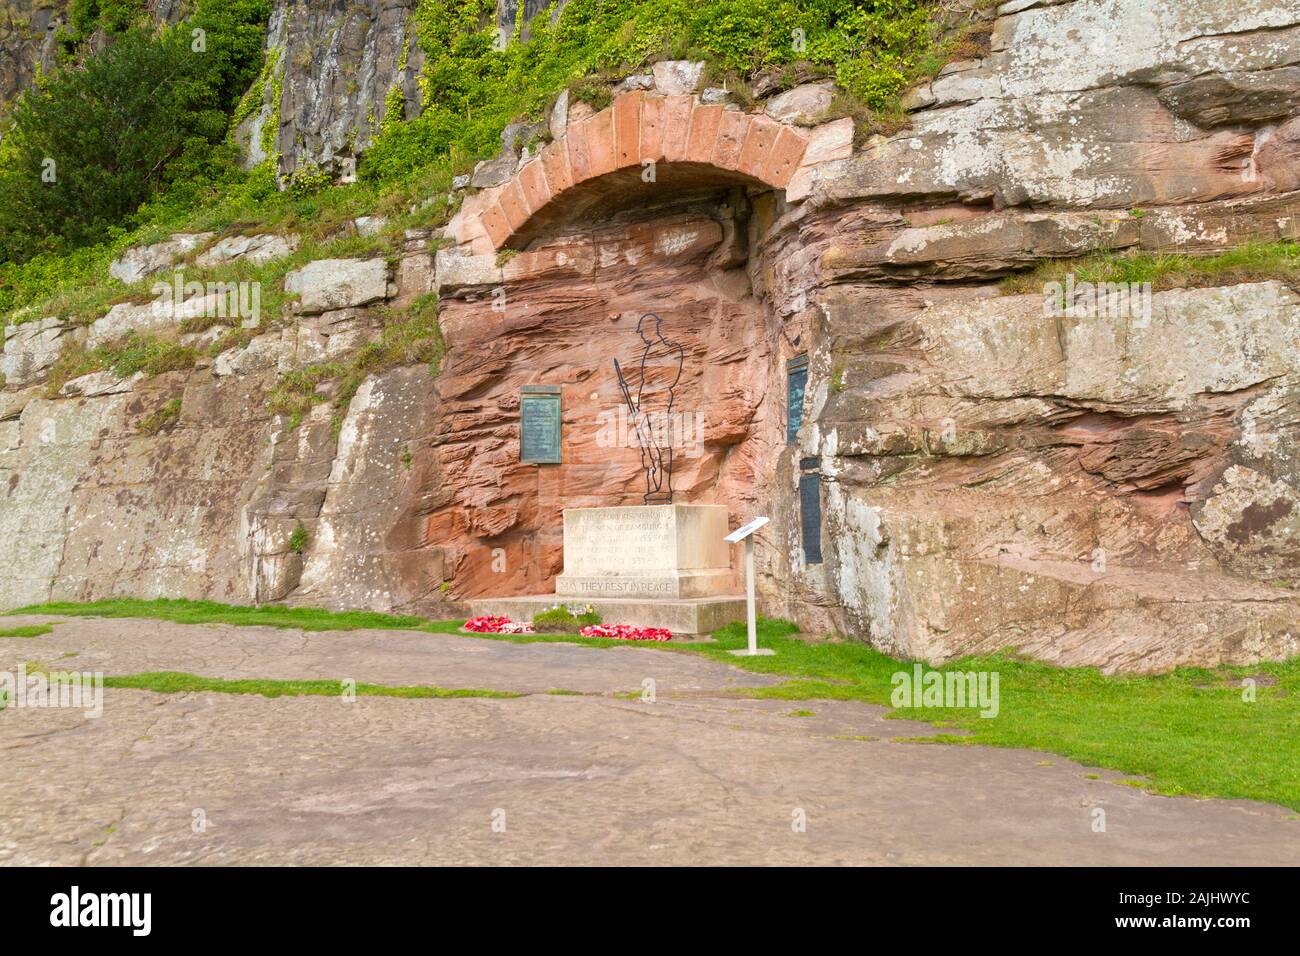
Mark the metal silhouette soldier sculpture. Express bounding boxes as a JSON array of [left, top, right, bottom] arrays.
[[614, 313, 685, 505]]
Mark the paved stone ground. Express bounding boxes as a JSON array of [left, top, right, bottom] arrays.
[[2, 616, 1297, 866]]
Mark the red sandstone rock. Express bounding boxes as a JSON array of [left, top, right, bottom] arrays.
[[566, 116, 593, 183], [763, 127, 808, 189], [712, 110, 751, 172], [661, 95, 694, 162], [737, 114, 781, 180], [613, 91, 643, 169], [585, 108, 617, 178], [517, 159, 551, 215], [541, 139, 573, 195], [479, 202, 512, 249], [685, 103, 724, 164], [639, 96, 666, 164]]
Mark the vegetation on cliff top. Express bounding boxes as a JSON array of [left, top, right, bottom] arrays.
[[363, 0, 946, 181], [0, 0, 964, 326]]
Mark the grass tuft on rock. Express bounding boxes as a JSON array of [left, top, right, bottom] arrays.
[[531, 606, 601, 633], [43, 333, 197, 398], [0, 624, 54, 638], [1001, 240, 1300, 296]]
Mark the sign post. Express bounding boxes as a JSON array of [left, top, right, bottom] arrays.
[[724, 516, 773, 657]]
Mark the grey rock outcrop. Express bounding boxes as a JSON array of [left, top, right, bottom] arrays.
[[815, 0, 1300, 211], [109, 234, 215, 285], [763, 83, 833, 123], [284, 258, 392, 314], [235, 1, 426, 183], [195, 234, 299, 268], [89, 292, 230, 348], [0, 1, 68, 116], [2, 318, 79, 388], [652, 61, 704, 96], [1, 1, 187, 117]]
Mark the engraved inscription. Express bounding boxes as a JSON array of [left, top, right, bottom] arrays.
[[565, 510, 675, 574], [567, 578, 677, 594], [787, 356, 808, 444], [520, 391, 561, 463]]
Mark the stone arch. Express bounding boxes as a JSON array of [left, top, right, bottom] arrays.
[[447, 90, 849, 253]]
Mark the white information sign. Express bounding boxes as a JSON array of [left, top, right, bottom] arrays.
[[725, 516, 774, 657]]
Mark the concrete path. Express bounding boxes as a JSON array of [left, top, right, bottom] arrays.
[[1, 616, 1297, 865]]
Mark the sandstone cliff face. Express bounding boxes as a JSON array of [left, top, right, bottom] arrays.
[[431, 203, 779, 597], [429, 0, 1300, 672], [786, 280, 1300, 673], [1, 227, 442, 615], [3, 0, 1300, 674], [758, 0, 1300, 671]]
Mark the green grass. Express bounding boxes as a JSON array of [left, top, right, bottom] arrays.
[[1001, 240, 1300, 296], [0, 624, 53, 638], [41, 332, 198, 398], [102, 671, 520, 699], [16, 598, 1300, 810], [690, 620, 1300, 811], [8, 597, 463, 633]]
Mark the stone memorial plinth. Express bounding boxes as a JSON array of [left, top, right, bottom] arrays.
[[467, 504, 746, 634], [555, 505, 734, 599]]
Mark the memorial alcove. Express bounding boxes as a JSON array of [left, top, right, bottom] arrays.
[[421, 91, 853, 598]]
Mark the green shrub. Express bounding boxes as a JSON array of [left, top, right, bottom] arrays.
[[0, 2, 271, 263], [286, 166, 335, 198], [531, 606, 601, 633], [568, 76, 613, 111], [288, 522, 309, 554], [65, 0, 149, 44]]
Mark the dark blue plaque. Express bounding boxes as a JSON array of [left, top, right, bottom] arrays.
[[799, 471, 822, 565], [787, 354, 808, 444], [520, 385, 561, 464]]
